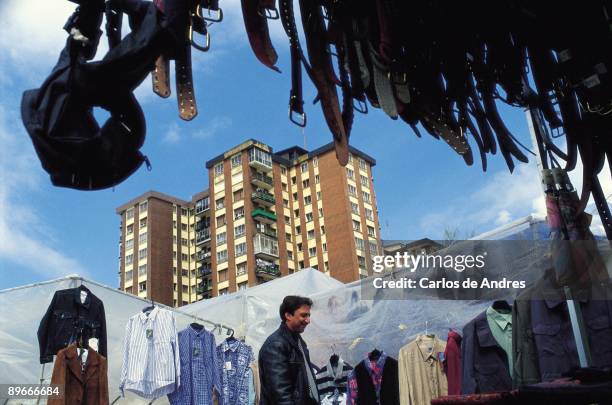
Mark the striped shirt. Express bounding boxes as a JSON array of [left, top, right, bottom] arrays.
[[120, 307, 181, 400], [168, 326, 222, 405], [315, 357, 353, 397]]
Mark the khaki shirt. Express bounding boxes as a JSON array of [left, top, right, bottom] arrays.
[[399, 335, 448, 405]]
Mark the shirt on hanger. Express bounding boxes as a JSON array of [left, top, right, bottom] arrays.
[[216, 338, 254, 405], [399, 335, 448, 405], [443, 330, 462, 395], [315, 357, 353, 397], [168, 326, 222, 405], [486, 307, 513, 374], [120, 307, 180, 400], [347, 353, 387, 405]]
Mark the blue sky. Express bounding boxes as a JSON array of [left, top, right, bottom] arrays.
[[0, 0, 609, 290]]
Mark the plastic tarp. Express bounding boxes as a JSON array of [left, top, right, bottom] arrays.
[[0, 276, 234, 404]]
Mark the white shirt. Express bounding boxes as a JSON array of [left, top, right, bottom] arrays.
[[120, 307, 181, 400]]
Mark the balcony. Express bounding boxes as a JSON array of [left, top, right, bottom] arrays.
[[251, 189, 275, 207], [197, 267, 211, 277], [252, 208, 277, 225], [197, 250, 212, 261], [256, 224, 277, 239], [248, 148, 273, 171], [253, 233, 279, 260], [256, 260, 281, 280], [196, 229, 211, 245], [251, 172, 273, 189], [195, 198, 210, 215]]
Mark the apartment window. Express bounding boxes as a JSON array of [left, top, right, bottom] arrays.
[[173, 220, 177, 229], [217, 232, 227, 245], [181, 223, 188, 231], [125, 254, 133, 266], [301, 162, 308, 173], [348, 154, 353, 163], [315, 175, 320, 184], [173, 206, 178, 213], [306, 213, 313, 222], [286, 233, 292, 242], [351, 202, 359, 214], [179, 268, 188, 278], [369, 241, 378, 256], [216, 198, 225, 209], [359, 158, 367, 170], [238, 282, 248, 291], [181, 253, 189, 261], [308, 247, 317, 257], [139, 201, 148, 213], [181, 208, 188, 216], [365, 208, 373, 220], [313, 157, 318, 167], [234, 206, 244, 220], [282, 182, 288, 191], [294, 209, 300, 218], [288, 251, 294, 260], [284, 215, 291, 225], [182, 300, 189, 306], [231, 153, 241, 168], [323, 243, 327, 252], [296, 226, 301, 234], [291, 176, 297, 185], [219, 288, 229, 296], [362, 191, 371, 203], [360, 175, 369, 188], [173, 236, 177, 245], [173, 252, 177, 260], [316, 191, 321, 200], [235, 224, 245, 238], [127, 224, 134, 235], [318, 208, 324, 217], [138, 248, 147, 260], [216, 214, 226, 227], [358, 255, 367, 269], [217, 249, 228, 263], [138, 282, 146, 293], [353, 220, 361, 231], [324, 261, 330, 271], [214, 162, 224, 176], [139, 233, 147, 245], [233, 189, 244, 201], [348, 185, 357, 197], [302, 179, 310, 189], [355, 237, 365, 251], [299, 260, 305, 269], [195, 197, 209, 213], [283, 199, 289, 208], [125, 238, 134, 251], [173, 267, 177, 275], [125, 270, 133, 281], [368, 226, 376, 237], [281, 167, 287, 175], [304, 195, 312, 205], [140, 218, 147, 228], [346, 168, 354, 179], [293, 192, 298, 201], [321, 225, 325, 235], [235, 242, 247, 256], [237, 262, 247, 276], [218, 269, 228, 283], [248, 147, 272, 167], [297, 243, 303, 251], [126, 208, 134, 220], [307, 230, 315, 240]]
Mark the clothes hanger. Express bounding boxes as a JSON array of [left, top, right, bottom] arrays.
[[225, 327, 236, 342], [329, 343, 339, 367], [492, 300, 512, 313], [142, 298, 155, 314], [190, 322, 204, 330]]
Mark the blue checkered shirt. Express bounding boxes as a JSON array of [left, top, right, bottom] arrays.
[[216, 339, 254, 405]]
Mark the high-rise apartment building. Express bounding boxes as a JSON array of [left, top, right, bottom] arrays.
[[116, 139, 381, 306]]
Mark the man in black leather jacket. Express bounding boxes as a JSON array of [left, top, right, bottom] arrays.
[[259, 296, 320, 405]]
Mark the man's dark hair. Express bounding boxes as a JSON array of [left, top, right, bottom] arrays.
[[279, 295, 313, 322]]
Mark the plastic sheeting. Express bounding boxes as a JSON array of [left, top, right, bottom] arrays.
[[0, 276, 234, 404]]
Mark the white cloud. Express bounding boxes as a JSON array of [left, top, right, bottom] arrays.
[[192, 116, 232, 139], [0, 104, 87, 278], [495, 210, 512, 225], [162, 122, 181, 144]]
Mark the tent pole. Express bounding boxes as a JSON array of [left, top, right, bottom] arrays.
[[526, 107, 591, 368]]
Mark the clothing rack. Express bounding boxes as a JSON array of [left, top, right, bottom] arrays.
[[36, 275, 235, 405]]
